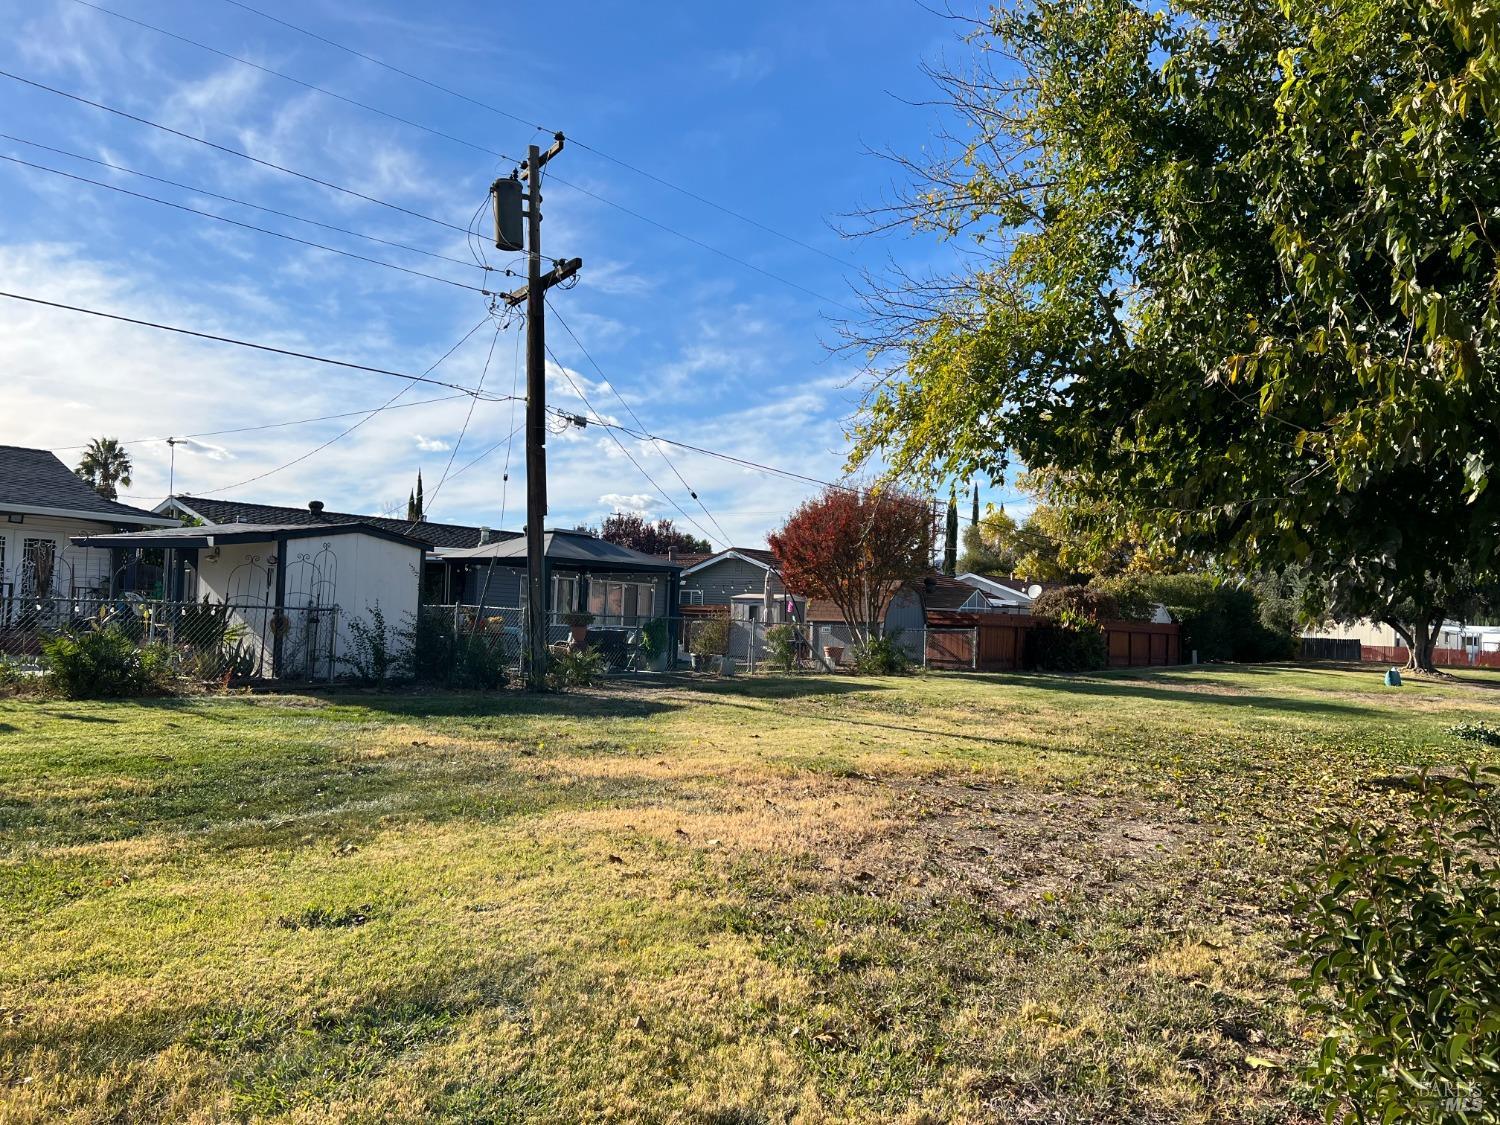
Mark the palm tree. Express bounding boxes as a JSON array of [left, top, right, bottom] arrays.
[[75, 437, 133, 501]]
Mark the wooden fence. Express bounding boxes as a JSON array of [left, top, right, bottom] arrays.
[[924, 612, 1180, 671]]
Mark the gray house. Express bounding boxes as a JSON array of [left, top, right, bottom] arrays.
[[677, 548, 786, 611]]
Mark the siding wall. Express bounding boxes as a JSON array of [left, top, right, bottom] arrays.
[[681, 558, 783, 605], [0, 514, 121, 597]]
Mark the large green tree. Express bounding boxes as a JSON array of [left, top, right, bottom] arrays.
[[853, 0, 1500, 670]]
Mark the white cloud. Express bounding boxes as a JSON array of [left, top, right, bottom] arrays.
[[599, 493, 655, 514], [414, 434, 450, 451]]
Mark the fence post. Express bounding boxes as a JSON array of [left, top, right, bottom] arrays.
[[971, 626, 979, 670], [923, 627, 929, 669]]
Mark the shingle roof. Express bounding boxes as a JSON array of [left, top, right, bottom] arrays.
[[442, 528, 683, 573], [676, 547, 779, 573], [0, 445, 177, 525], [166, 495, 514, 550]]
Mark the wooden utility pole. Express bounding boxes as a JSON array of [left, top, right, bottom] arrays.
[[494, 134, 581, 690]]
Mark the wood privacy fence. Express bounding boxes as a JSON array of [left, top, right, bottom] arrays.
[[924, 612, 1180, 671]]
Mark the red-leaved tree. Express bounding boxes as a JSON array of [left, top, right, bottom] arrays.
[[768, 486, 933, 644], [590, 513, 711, 556]]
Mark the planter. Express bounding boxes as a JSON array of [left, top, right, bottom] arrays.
[[569, 624, 589, 649], [690, 653, 703, 672], [822, 644, 845, 667], [717, 654, 736, 677], [647, 650, 669, 673]]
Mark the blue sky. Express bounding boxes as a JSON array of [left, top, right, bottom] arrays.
[[0, 0, 1003, 547]]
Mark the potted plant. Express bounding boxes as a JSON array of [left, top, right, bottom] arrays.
[[822, 643, 845, 667], [561, 610, 594, 649], [639, 617, 671, 672]]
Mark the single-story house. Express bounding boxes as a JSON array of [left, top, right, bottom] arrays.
[[70, 520, 430, 680], [675, 547, 785, 609], [437, 528, 683, 653], [792, 573, 991, 665], [157, 494, 513, 603], [0, 444, 179, 610]]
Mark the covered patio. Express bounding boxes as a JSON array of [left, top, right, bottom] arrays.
[[436, 528, 683, 662]]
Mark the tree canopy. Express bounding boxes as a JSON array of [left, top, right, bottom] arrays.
[[589, 513, 710, 557], [768, 486, 932, 644], [852, 0, 1500, 668], [75, 437, 132, 501]]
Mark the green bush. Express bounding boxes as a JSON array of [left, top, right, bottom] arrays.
[[340, 605, 395, 684], [639, 617, 670, 662], [0, 654, 45, 697], [764, 624, 800, 672], [1293, 767, 1500, 1122], [852, 631, 911, 675], [1452, 721, 1500, 749], [547, 645, 603, 690], [1031, 611, 1108, 671], [41, 626, 175, 699], [398, 610, 507, 690], [689, 617, 730, 657]]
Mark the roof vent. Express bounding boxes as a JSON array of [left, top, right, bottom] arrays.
[[308, 501, 325, 516], [479, 526, 491, 545]]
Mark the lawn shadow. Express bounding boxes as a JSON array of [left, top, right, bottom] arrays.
[[957, 670, 1387, 718]]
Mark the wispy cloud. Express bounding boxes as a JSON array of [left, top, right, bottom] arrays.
[[414, 434, 450, 451]]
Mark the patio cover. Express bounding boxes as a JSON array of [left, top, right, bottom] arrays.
[[70, 521, 433, 551]]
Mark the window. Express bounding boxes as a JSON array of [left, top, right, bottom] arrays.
[[586, 578, 658, 625], [552, 574, 578, 616]]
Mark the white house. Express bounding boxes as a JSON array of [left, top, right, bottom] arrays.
[[70, 521, 429, 680], [0, 444, 178, 607]]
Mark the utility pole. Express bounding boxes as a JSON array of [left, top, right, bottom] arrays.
[[494, 134, 582, 690]]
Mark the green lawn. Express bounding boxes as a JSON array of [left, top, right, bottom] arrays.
[[3, 664, 1498, 1123]]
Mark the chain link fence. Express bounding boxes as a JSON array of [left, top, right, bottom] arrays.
[[0, 594, 339, 681]]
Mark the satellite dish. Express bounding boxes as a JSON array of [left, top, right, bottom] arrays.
[[1027, 584, 1043, 599]]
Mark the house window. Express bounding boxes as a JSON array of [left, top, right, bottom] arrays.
[[587, 578, 658, 625], [553, 574, 578, 617]]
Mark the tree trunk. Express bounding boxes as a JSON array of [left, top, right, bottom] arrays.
[[1403, 614, 1443, 674]]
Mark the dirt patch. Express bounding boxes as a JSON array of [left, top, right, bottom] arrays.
[[819, 777, 1205, 911]]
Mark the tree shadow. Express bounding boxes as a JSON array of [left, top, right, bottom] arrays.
[[955, 671, 1386, 717]]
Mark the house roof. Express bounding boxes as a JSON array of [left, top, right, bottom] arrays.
[[0, 445, 179, 526], [441, 528, 684, 573], [678, 547, 779, 576], [161, 495, 512, 550], [802, 573, 990, 624], [69, 521, 432, 551], [957, 572, 1043, 601]]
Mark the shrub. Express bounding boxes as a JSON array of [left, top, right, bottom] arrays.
[[561, 610, 595, 628], [1293, 767, 1500, 1122], [0, 654, 45, 698], [1451, 721, 1500, 748], [764, 624, 800, 672], [398, 610, 507, 689], [341, 605, 396, 684], [688, 617, 730, 657], [852, 631, 911, 675], [639, 617, 670, 662], [1031, 611, 1108, 671], [1030, 585, 1120, 623], [547, 645, 603, 690], [41, 625, 175, 699]]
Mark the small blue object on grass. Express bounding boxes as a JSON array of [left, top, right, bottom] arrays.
[[1384, 667, 1403, 687]]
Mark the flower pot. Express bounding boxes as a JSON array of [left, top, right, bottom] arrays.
[[648, 650, 669, 673], [570, 624, 589, 649], [690, 653, 703, 672], [717, 655, 735, 677], [822, 645, 844, 667]]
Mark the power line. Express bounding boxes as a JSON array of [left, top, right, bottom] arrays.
[[0, 67, 471, 234], [215, 0, 859, 270], [47, 393, 471, 452], [0, 152, 496, 295], [190, 314, 495, 496], [543, 343, 720, 547], [411, 322, 505, 524], [0, 290, 518, 399], [547, 299, 732, 546], [67, 0, 519, 167], [0, 133, 488, 273]]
